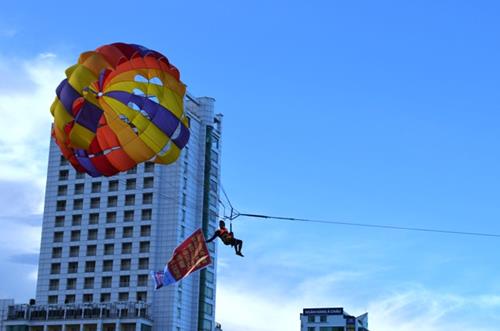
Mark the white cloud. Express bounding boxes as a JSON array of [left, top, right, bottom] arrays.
[[0, 53, 67, 213], [215, 275, 500, 331], [0, 53, 65, 301]]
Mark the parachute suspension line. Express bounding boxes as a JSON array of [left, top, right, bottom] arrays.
[[236, 213, 500, 239]]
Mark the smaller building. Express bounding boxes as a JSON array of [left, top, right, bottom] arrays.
[[4, 302, 152, 331], [300, 307, 369, 331], [1, 299, 15, 331]]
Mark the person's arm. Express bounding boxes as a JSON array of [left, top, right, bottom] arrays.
[[206, 230, 220, 243]]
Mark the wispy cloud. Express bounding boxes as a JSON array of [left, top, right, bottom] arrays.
[[216, 278, 500, 331], [0, 53, 67, 213], [0, 52, 65, 301]]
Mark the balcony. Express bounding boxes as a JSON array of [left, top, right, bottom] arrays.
[[6, 302, 152, 321]]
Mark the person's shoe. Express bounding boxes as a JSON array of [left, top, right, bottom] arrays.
[[236, 252, 244, 257]]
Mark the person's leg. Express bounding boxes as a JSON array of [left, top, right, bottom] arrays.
[[235, 239, 243, 256]]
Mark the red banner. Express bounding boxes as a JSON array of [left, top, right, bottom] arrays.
[[167, 228, 212, 281]]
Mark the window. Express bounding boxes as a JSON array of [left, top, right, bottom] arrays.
[[101, 276, 112, 288], [85, 261, 96, 273], [68, 261, 78, 273], [182, 193, 186, 206], [71, 214, 82, 226], [106, 211, 116, 223], [103, 260, 113, 272], [320, 315, 327, 323], [210, 165, 218, 178], [206, 270, 214, 284], [105, 227, 115, 239], [122, 242, 132, 254], [143, 177, 154, 188], [139, 241, 150, 253], [138, 258, 149, 270], [86, 245, 96, 256], [70, 230, 80, 241], [104, 244, 114, 255], [66, 278, 76, 290], [125, 194, 135, 206], [118, 292, 129, 301], [84, 277, 94, 289], [124, 210, 134, 222], [136, 292, 147, 302], [59, 170, 69, 181], [53, 231, 63, 243], [76, 172, 85, 179], [307, 328, 315, 331], [74, 183, 84, 195], [211, 151, 218, 162], [210, 179, 217, 193], [202, 319, 212, 331], [108, 180, 118, 191], [83, 293, 93, 303], [91, 182, 101, 193], [55, 215, 65, 227], [141, 209, 152, 221], [308, 316, 315, 323], [119, 275, 130, 287], [49, 279, 59, 291], [142, 193, 153, 204], [56, 200, 66, 212], [123, 227, 133, 238], [57, 185, 67, 196], [137, 274, 148, 287], [69, 246, 79, 257], [87, 229, 98, 240], [120, 259, 131, 271], [89, 213, 99, 225], [52, 247, 62, 258], [60, 155, 69, 166], [127, 166, 137, 174], [126, 178, 136, 190], [48, 295, 58, 304], [100, 293, 111, 303], [140, 225, 151, 237], [144, 162, 154, 172], [204, 303, 213, 315], [107, 196, 118, 207], [205, 287, 213, 299], [90, 197, 100, 209], [183, 176, 188, 189]]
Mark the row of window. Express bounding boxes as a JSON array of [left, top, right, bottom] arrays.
[[56, 178, 155, 197], [47, 291, 147, 304], [59, 158, 155, 176], [50, 257, 150, 274], [51, 241, 150, 258], [56, 193, 153, 211], [308, 315, 329, 323], [52, 225, 151, 243], [54, 208, 152, 227], [49, 274, 150, 291], [307, 327, 345, 331]]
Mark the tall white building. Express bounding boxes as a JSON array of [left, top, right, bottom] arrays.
[[300, 307, 369, 331], [4, 94, 222, 331]]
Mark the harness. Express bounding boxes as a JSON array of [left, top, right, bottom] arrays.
[[219, 227, 234, 245]]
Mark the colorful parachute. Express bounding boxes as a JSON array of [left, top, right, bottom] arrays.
[[50, 42, 189, 177]]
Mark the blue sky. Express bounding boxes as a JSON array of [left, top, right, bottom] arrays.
[[1, 1, 500, 330]]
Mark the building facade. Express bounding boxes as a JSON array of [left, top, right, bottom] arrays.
[[300, 307, 369, 331], [4, 94, 222, 331]]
